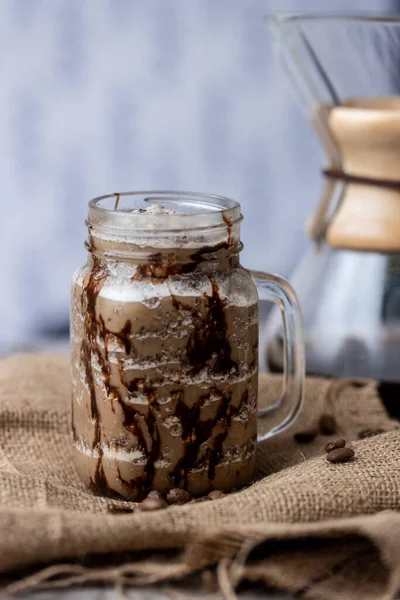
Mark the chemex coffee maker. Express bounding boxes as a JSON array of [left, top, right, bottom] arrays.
[[264, 15, 400, 385]]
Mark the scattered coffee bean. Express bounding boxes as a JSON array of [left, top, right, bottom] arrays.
[[107, 505, 136, 514], [140, 496, 168, 511], [146, 490, 165, 500], [196, 496, 212, 503], [319, 414, 337, 435], [294, 428, 318, 444], [166, 488, 192, 505], [358, 428, 385, 439], [324, 439, 346, 453], [208, 490, 225, 500], [326, 447, 355, 463]]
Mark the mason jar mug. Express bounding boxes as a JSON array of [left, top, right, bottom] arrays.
[[71, 192, 304, 500]]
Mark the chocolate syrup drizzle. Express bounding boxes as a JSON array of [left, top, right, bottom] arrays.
[[222, 212, 232, 245], [165, 273, 245, 487], [186, 277, 237, 375], [172, 389, 250, 486], [79, 256, 108, 491], [78, 239, 253, 499], [133, 242, 233, 281]]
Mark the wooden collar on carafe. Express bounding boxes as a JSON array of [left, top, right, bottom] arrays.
[[312, 97, 400, 253]]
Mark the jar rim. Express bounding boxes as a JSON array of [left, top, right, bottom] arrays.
[[88, 191, 242, 235]]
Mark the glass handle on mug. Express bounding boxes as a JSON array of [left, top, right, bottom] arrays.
[[250, 270, 305, 442]]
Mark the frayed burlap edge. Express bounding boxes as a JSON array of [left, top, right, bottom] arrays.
[[3, 510, 400, 600]]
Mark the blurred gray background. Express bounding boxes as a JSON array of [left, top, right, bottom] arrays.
[[0, 0, 395, 351]]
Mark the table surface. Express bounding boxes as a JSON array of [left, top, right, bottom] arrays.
[[3, 589, 292, 599]]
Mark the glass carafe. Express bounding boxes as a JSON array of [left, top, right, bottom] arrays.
[[264, 15, 400, 383]]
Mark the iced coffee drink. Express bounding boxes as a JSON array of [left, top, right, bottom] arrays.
[[71, 193, 259, 500]]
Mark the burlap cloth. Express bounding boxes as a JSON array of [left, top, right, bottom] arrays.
[[1, 354, 400, 599]]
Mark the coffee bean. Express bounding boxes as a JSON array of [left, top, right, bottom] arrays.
[[196, 496, 212, 503], [358, 428, 385, 439], [326, 447, 355, 463], [146, 490, 165, 500], [140, 496, 168, 511], [324, 439, 346, 453], [319, 414, 337, 435], [166, 488, 192, 505], [208, 490, 225, 500], [294, 428, 318, 444]]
